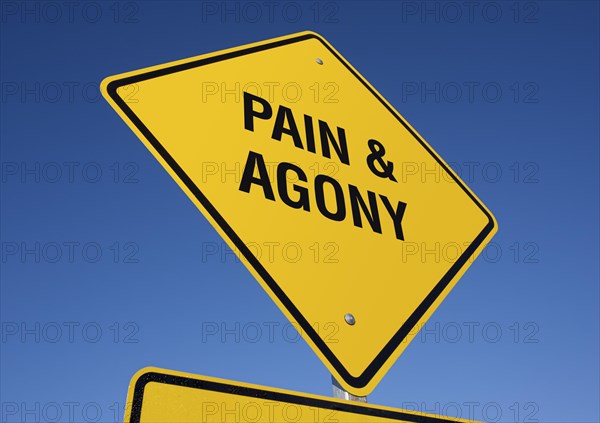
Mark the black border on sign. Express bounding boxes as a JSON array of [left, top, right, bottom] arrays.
[[129, 371, 468, 423], [106, 33, 495, 390]]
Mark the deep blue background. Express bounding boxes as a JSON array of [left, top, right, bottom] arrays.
[[1, 1, 598, 422]]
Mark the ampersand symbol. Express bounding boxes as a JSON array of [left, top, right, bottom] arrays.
[[366, 139, 397, 182]]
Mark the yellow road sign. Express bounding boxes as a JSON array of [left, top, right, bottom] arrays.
[[102, 31, 496, 396], [125, 367, 480, 423]]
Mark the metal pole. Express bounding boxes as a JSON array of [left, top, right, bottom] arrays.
[[331, 376, 367, 403]]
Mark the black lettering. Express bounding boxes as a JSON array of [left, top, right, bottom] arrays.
[[304, 114, 316, 154], [244, 92, 272, 132], [380, 195, 407, 240], [272, 106, 303, 149], [349, 185, 382, 234], [277, 162, 310, 211], [239, 151, 275, 201], [319, 120, 350, 165], [315, 175, 346, 221]]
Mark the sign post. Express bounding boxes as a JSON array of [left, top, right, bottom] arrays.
[[332, 375, 367, 403]]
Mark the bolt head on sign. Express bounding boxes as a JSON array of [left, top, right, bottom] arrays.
[[101, 31, 497, 396]]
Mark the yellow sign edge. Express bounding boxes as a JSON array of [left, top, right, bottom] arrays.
[[124, 367, 482, 423]]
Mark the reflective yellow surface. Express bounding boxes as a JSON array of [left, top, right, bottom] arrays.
[[102, 32, 497, 396], [125, 368, 481, 423]]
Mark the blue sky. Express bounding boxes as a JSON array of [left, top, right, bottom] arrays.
[[1, 1, 599, 422]]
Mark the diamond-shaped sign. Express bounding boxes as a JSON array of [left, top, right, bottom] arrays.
[[101, 31, 497, 396]]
